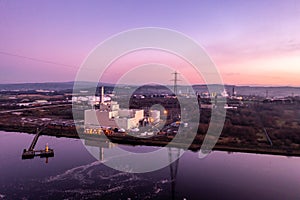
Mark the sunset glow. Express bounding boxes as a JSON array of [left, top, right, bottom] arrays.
[[1, 0, 300, 86]]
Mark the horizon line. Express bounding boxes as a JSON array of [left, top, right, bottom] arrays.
[[0, 81, 300, 88]]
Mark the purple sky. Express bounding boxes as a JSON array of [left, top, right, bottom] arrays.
[[1, 0, 300, 85]]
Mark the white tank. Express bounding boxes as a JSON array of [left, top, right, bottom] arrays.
[[149, 110, 160, 122]]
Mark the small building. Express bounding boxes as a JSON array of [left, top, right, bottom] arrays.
[[34, 100, 48, 105], [17, 102, 32, 107]]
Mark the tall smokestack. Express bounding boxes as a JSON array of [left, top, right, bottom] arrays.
[[101, 86, 104, 104]]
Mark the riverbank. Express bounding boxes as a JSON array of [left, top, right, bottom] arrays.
[[2, 125, 300, 158], [1, 102, 300, 158]]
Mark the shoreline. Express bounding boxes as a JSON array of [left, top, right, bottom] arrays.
[[2, 126, 300, 158]]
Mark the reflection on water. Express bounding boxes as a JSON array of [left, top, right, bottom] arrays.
[[83, 138, 117, 161], [0, 131, 300, 199]]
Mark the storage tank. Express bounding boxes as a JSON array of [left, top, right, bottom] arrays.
[[149, 110, 160, 123]]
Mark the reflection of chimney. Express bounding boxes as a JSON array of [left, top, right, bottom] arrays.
[[99, 147, 104, 161], [101, 86, 104, 104]]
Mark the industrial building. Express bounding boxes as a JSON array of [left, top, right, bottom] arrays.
[[84, 101, 144, 130], [84, 86, 164, 133], [84, 87, 147, 130]]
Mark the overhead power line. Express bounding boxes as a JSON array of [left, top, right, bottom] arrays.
[[0, 51, 78, 69]]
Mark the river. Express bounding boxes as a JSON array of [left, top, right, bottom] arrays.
[[0, 131, 299, 199]]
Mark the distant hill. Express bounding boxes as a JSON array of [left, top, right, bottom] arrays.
[[0, 82, 299, 97], [0, 82, 74, 91], [0, 81, 115, 91]]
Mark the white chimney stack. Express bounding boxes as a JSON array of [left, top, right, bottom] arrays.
[[101, 86, 104, 104]]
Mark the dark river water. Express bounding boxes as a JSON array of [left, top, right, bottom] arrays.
[[0, 131, 299, 200]]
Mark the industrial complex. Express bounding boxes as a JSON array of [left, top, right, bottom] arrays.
[[84, 87, 160, 134]]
